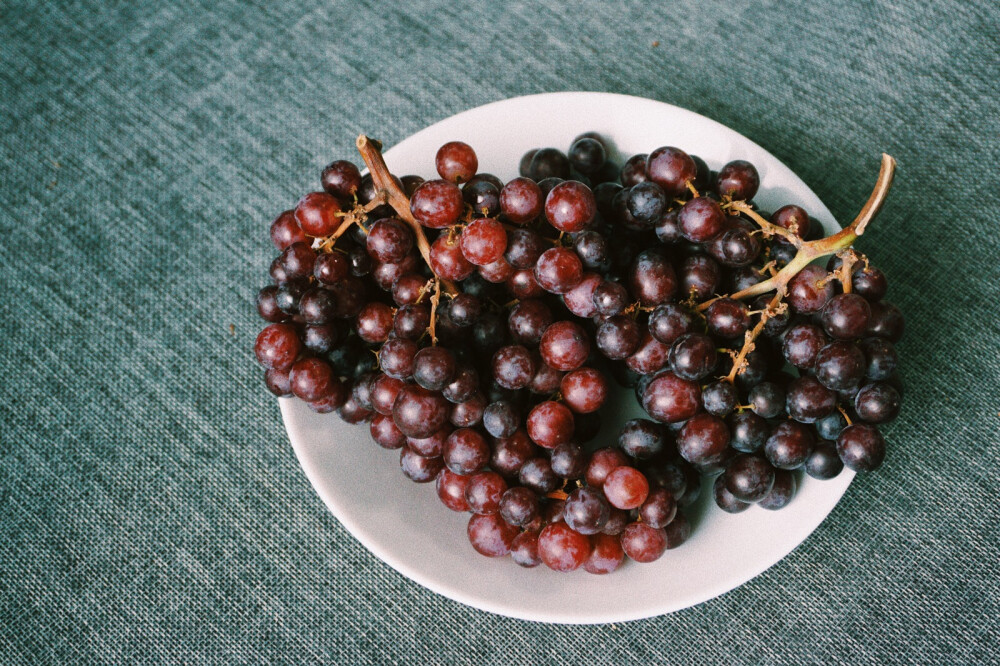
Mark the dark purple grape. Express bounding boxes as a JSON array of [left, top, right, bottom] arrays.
[[618, 419, 666, 459], [620, 154, 649, 187], [715, 160, 759, 200], [392, 384, 450, 438], [852, 265, 888, 302], [815, 341, 866, 391], [676, 413, 729, 465], [770, 205, 810, 240], [821, 293, 872, 340], [764, 421, 815, 469], [678, 197, 726, 242], [642, 372, 701, 424], [854, 382, 901, 424], [596, 315, 641, 360], [550, 442, 587, 479], [706, 298, 750, 339], [529, 148, 571, 181], [724, 453, 776, 502], [728, 410, 768, 452], [629, 250, 678, 306], [648, 304, 697, 346], [805, 440, 845, 479], [535, 246, 584, 294], [544, 181, 596, 233], [679, 255, 721, 300], [867, 301, 905, 342], [859, 337, 898, 380], [519, 457, 560, 493], [592, 280, 629, 317], [787, 265, 835, 314], [627, 181, 668, 223], [669, 333, 718, 381], [492, 345, 537, 390], [785, 375, 837, 423], [563, 487, 611, 535], [748, 381, 785, 419], [539, 321, 590, 372], [782, 323, 828, 369], [646, 147, 696, 196], [568, 137, 606, 175], [500, 487, 540, 527], [702, 380, 738, 416], [837, 424, 886, 471], [411, 179, 464, 229], [270, 210, 305, 250]]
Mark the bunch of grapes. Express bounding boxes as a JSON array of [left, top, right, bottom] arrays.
[[253, 132, 902, 574]]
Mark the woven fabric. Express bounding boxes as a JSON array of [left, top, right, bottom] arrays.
[[2, 0, 998, 663]]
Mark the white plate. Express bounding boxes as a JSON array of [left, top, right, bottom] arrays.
[[281, 92, 854, 624]]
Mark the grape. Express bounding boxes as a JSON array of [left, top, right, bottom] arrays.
[[716, 227, 760, 267], [764, 421, 815, 469], [584, 533, 625, 574], [411, 179, 464, 229], [500, 177, 543, 224], [639, 488, 677, 528], [860, 337, 898, 380], [715, 160, 759, 200], [511, 531, 542, 568], [724, 453, 776, 502], [519, 149, 538, 177], [279, 242, 318, 280], [429, 234, 475, 281], [706, 298, 750, 339], [450, 393, 485, 428], [436, 468, 471, 512], [412, 346, 457, 391], [592, 280, 629, 317], [642, 372, 701, 423], [478, 257, 514, 283], [443, 428, 490, 475], [728, 410, 768, 452], [786, 375, 837, 423], [770, 205, 810, 240], [585, 447, 629, 488], [646, 146, 696, 196], [254, 323, 301, 370], [538, 523, 591, 572], [321, 160, 362, 199], [497, 488, 538, 528], [507, 299, 553, 345], [815, 341, 866, 390], [867, 301, 905, 341], [821, 293, 872, 340], [788, 265, 835, 313], [435, 141, 477, 183], [561, 367, 608, 413], [367, 218, 413, 264], [663, 513, 692, 549], [564, 487, 611, 535], [519, 457, 560, 494], [302, 324, 338, 354], [399, 446, 444, 483], [355, 302, 394, 343], [629, 249, 678, 306], [574, 230, 611, 270], [393, 303, 430, 340], [483, 400, 519, 438], [348, 246, 373, 276], [270, 210, 305, 250], [702, 380, 738, 416], [264, 367, 292, 397], [462, 178, 500, 218], [371, 413, 407, 449], [467, 512, 519, 557], [655, 209, 682, 244], [627, 181, 668, 223], [371, 374, 404, 415], [782, 323, 828, 369], [294, 192, 342, 237], [748, 381, 785, 419], [603, 466, 650, 510], [338, 396, 372, 423], [854, 382, 901, 423], [465, 471, 507, 514], [625, 332, 672, 375], [713, 475, 750, 513], [529, 148, 571, 180], [837, 424, 886, 471], [491, 429, 537, 478], [526, 400, 574, 448], [814, 411, 848, 441], [534, 246, 584, 294], [550, 442, 587, 479], [758, 469, 796, 510], [392, 384, 450, 438], [459, 218, 506, 266], [507, 268, 544, 300], [545, 181, 596, 233], [529, 362, 563, 395], [669, 333, 718, 381], [563, 272, 602, 318], [617, 418, 665, 459], [679, 255, 721, 300], [805, 440, 844, 479], [256, 286, 289, 323], [852, 265, 888, 301], [621, 522, 668, 562], [648, 304, 696, 346], [677, 413, 730, 465], [539, 321, 590, 371], [569, 137, 606, 174], [492, 345, 537, 390], [597, 316, 641, 360], [620, 153, 648, 186], [314, 252, 349, 285], [678, 197, 726, 242]]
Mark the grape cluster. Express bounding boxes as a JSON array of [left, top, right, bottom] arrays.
[[254, 133, 902, 574]]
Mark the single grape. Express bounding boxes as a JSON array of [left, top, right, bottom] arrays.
[[411, 179, 464, 229], [770, 205, 810, 240], [678, 197, 726, 242], [534, 246, 584, 294], [867, 301, 905, 342], [313, 252, 349, 285], [854, 382, 901, 424], [642, 372, 701, 423], [492, 345, 537, 390], [500, 177, 543, 224], [724, 453, 776, 502], [627, 181, 668, 223], [443, 428, 490, 475], [550, 442, 588, 479], [786, 375, 837, 423], [538, 523, 591, 572], [371, 413, 407, 449], [366, 218, 413, 264], [646, 146, 696, 196], [618, 419, 666, 459], [715, 160, 759, 200], [392, 384, 450, 438], [511, 531, 542, 568], [706, 298, 750, 339], [529, 148, 571, 180], [787, 265, 835, 314], [544, 181, 596, 233], [294, 192, 342, 237], [629, 249, 678, 306], [639, 488, 677, 528], [805, 440, 845, 479], [679, 254, 721, 300], [815, 341, 867, 391], [569, 137, 606, 174], [728, 410, 768, 452], [821, 293, 872, 340], [669, 333, 718, 381], [764, 421, 815, 469], [561, 367, 608, 414], [860, 337, 898, 380], [539, 321, 590, 371], [436, 468, 471, 512], [676, 413, 730, 465], [584, 533, 625, 574], [596, 315, 641, 360], [564, 487, 611, 535], [702, 380, 738, 417], [408, 426, 451, 457], [465, 471, 508, 514], [270, 210, 305, 250], [620, 522, 668, 562], [563, 272, 602, 318], [254, 323, 301, 370], [459, 218, 506, 266], [490, 429, 538, 478], [467, 512, 519, 557], [435, 141, 477, 183], [399, 446, 445, 483], [526, 400, 575, 448], [782, 323, 829, 369]]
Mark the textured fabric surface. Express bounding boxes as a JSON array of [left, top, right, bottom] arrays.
[[2, 0, 998, 663]]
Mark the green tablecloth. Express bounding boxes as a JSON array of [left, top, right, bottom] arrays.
[[2, 1, 998, 663]]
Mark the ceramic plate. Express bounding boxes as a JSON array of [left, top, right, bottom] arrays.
[[281, 92, 853, 624]]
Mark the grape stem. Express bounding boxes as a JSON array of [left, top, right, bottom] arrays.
[[725, 200, 803, 247], [316, 196, 385, 252], [355, 134, 459, 296], [698, 153, 896, 311]]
